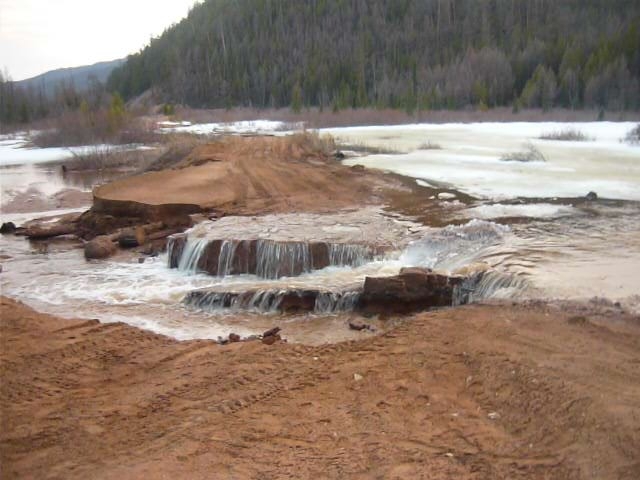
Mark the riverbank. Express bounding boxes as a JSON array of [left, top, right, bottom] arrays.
[[1, 297, 639, 479]]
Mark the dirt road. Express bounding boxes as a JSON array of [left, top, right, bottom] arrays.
[[2, 297, 639, 479]]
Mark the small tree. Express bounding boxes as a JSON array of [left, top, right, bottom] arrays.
[[108, 92, 126, 134], [291, 82, 302, 113]]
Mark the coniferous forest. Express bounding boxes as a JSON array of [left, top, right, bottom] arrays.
[[2, 0, 639, 126], [107, 0, 640, 112]]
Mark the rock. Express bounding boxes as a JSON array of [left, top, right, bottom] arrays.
[[353, 373, 364, 382], [334, 151, 346, 160], [360, 267, 464, 314], [263, 327, 281, 338], [138, 257, 146, 264], [118, 227, 146, 248], [348, 321, 369, 331], [279, 290, 317, 313], [84, 236, 117, 260], [262, 335, 280, 345], [228, 333, 241, 343], [0, 264, 3, 273], [0, 222, 16, 234], [585, 191, 598, 201], [350, 164, 365, 172]]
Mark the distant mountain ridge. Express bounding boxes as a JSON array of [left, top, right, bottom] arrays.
[[15, 59, 125, 97]]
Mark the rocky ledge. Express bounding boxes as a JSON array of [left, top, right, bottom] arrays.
[[184, 267, 471, 315]]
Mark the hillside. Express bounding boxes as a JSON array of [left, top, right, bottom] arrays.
[[15, 59, 125, 98], [108, 0, 640, 111]]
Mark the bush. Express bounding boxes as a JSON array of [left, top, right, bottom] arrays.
[[63, 145, 152, 171], [622, 124, 640, 144], [500, 142, 547, 162], [539, 128, 593, 141]]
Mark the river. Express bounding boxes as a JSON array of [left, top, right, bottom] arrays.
[[1, 122, 639, 343]]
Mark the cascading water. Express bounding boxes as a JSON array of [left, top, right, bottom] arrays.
[[184, 288, 362, 314], [453, 271, 530, 306], [399, 220, 510, 271], [217, 240, 239, 277], [176, 237, 209, 274], [169, 232, 376, 279], [314, 291, 362, 313], [255, 240, 312, 279], [328, 244, 370, 268]]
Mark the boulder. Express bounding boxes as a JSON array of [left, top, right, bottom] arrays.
[[585, 191, 598, 201], [360, 267, 464, 314], [85, 236, 117, 260], [118, 227, 146, 248], [0, 222, 16, 234]]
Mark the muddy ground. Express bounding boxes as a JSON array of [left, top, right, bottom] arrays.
[[1, 297, 639, 479]]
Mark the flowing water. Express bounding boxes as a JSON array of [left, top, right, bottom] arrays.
[[1, 123, 639, 343]]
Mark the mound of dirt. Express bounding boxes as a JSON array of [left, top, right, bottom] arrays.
[[2, 297, 639, 479], [93, 134, 396, 220]]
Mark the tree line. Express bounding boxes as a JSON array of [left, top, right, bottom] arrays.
[[107, 0, 640, 112], [2, 0, 639, 127]]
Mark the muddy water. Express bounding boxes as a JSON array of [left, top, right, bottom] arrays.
[[1, 123, 639, 344]]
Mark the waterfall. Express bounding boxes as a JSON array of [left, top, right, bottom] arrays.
[[184, 288, 362, 314], [256, 240, 311, 279], [217, 240, 239, 277], [248, 290, 286, 313], [328, 244, 370, 267], [171, 233, 376, 279], [453, 271, 529, 305], [314, 291, 361, 313], [176, 237, 209, 274]]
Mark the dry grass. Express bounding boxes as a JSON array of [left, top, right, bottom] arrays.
[[144, 133, 211, 172], [31, 112, 163, 148], [416, 140, 442, 150], [539, 128, 593, 141], [63, 146, 157, 172], [500, 142, 547, 162], [336, 140, 403, 155]]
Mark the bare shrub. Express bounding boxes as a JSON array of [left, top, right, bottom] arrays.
[[416, 140, 442, 150], [144, 133, 210, 171], [63, 145, 155, 171], [289, 131, 337, 156], [31, 109, 161, 148], [539, 128, 593, 141], [500, 142, 547, 162], [622, 124, 640, 144]]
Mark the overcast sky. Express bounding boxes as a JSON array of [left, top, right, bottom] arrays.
[[0, 0, 202, 80]]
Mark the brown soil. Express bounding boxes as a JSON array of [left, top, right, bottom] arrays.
[[94, 135, 399, 218], [2, 297, 639, 480]]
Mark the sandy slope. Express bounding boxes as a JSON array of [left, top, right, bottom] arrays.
[[1, 297, 639, 479], [93, 136, 396, 217]]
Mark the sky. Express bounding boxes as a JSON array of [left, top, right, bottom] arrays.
[[0, 0, 202, 81]]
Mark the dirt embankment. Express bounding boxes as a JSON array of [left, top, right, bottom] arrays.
[[2, 297, 639, 479], [92, 134, 399, 221]]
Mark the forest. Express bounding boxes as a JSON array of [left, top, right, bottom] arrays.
[[107, 0, 640, 112], [1, 0, 639, 125]]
